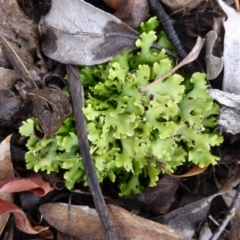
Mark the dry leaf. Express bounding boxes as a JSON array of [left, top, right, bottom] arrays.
[[164, 165, 208, 178], [0, 67, 20, 90], [0, 1, 46, 86], [0, 199, 47, 234], [154, 194, 216, 238], [136, 175, 180, 213], [39, 0, 139, 65], [114, 0, 149, 28], [28, 85, 72, 138], [205, 30, 223, 80], [39, 203, 189, 240], [217, 0, 240, 94], [227, 222, 240, 240], [161, 0, 205, 13], [0, 135, 14, 236], [208, 89, 240, 134], [222, 189, 240, 218], [103, 0, 124, 10], [0, 173, 53, 196]]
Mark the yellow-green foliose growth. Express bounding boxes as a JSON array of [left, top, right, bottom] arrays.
[[20, 17, 223, 196]]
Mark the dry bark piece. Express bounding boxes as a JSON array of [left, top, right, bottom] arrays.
[[39, 203, 190, 240], [0, 135, 14, 236], [114, 0, 149, 28], [39, 0, 139, 65]]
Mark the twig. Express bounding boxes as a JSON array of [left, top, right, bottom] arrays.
[[151, 42, 179, 59], [67, 65, 118, 240], [210, 184, 240, 240], [148, 0, 196, 74]]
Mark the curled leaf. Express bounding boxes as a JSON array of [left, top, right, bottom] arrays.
[[0, 173, 53, 196], [39, 0, 139, 65], [205, 30, 223, 80], [0, 199, 47, 234], [28, 85, 72, 138]]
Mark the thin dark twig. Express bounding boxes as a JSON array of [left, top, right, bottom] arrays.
[[67, 65, 117, 240], [211, 184, 240, 240], [148, 0, 195, 73], [152, 42, 179, 59]]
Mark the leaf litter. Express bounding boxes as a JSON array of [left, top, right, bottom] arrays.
[[0, 0, 240, 239]]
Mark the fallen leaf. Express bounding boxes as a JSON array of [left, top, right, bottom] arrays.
[[39, 203, 189, 240], [136, 175, 180, 213], [0, 32, 38, 89], [0, 198, 47, 234], [0, 91, 22, 126], [114, 0, 149, 28], [227, 221, 240, 240], [103, 0, 124, 10], [39, 0, 139, 65], [161, 0, 205, 13], [28, 85, 72, 138], [164, 165, 208, 178], [0, 67, 20, 90], [205, 30, 223, 80], [0, 173, 53, 196], [154, 194, 217, 238], [0, 1, 46, 86], [217, 0, 240, 94], [0, 135, 14, 235], [222, 189, 240, 218], [208, 89, 240, 134]]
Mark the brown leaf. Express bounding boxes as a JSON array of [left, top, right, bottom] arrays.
[[39, 0, 139, 65], [103, 0, 124, 10], [0, 67, 20, 90], [0, 173, 53, 196], [161, 0, 205, 13], [0, 90, 22, 126], [39, 203, 189, 240], [28, 85, 72, 138], [154, 194, 217, 238], [0, 1, 47, 86], [136, 175, 180, 213], [0, 198, 47, 234], [114, 0, 149, 28], [0, 135, 14, 235], [164, 165, 208, 178], [227, 222, 240, 240], [0, 32, 38, 89]]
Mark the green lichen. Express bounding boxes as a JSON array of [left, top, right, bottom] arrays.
[[19, 17, 223, 196]]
